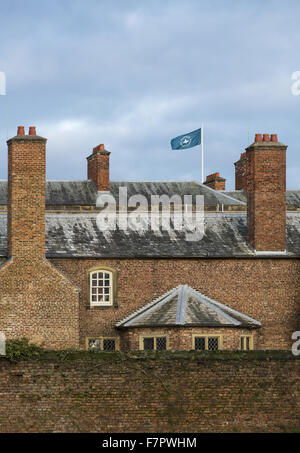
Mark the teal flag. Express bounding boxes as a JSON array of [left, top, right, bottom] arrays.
[[171, 128, 202, 150]]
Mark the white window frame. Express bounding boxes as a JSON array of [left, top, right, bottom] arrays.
[[90, 269, 113, 307]]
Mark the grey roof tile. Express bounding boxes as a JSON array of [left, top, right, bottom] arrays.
[[116, 285, 261, 328], [223, 189, 300, 208], [0, 213, 300, 258], [0, 180, 245, 207]]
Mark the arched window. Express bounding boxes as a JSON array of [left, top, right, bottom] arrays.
[[89, 268, 114, 307]]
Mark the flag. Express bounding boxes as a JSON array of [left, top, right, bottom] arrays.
[[170, 128, 202, 150]]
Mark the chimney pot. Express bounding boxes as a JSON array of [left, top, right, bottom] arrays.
[[17, 126, 25, 136], [255, 134, 263, 142], [28, 126, 36, 136], [93, 143, 105, 153], [270, 134, 278, 143], [263, 133, 270, 142]]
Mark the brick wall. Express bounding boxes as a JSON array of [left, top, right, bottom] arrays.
[[51, 257, 300, 350], [0, 353, 298, 433], [0, 258, 80, 349]]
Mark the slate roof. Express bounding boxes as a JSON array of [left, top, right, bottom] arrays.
[[0, 180, 245, 207], [116, 285, 261, 329], [0, 180, 97, 206], [223, 189, 300, 208], [1, 212, 300, 258], [109, 181, 245, 206], [1, 179, 299, 207]]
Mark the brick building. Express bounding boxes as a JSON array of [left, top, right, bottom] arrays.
[[0, 127, 299, 351]]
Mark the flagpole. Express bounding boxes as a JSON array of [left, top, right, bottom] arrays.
[[201, 123, 204, 183]]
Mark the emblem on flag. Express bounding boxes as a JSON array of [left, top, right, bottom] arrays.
[[170, 128, 202, 150]]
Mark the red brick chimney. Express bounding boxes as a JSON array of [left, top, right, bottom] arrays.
[[87, 144, 110, 191], [234, 152, 247, 190], [203, 172, 226, 190], [0, 126, 80, 350], [246, 133, 287, 252], [7, 126, 47, 257]]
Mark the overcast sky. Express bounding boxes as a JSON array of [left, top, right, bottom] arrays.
[[0, 0, 300, 189]]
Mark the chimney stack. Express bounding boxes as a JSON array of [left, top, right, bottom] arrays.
[[87, 143, 110, 192], [246, 133, 287, 252], [234, 152, 247, 190], [7, 126, 47, 258], [203, 172, 226, 190]]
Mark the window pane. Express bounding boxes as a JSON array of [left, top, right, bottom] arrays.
[[103, 339, 115, 351], [208, 337, 219, 351], [195, 337, 206, 350], [88, 339, 100, 351], [156, 337, 166, 350], [246, 337, 250, 350], [241, 337, 245, 350], [143, 338, 154, 350], [90, 270, 112, 305]]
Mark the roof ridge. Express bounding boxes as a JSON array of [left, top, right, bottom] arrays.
[[115, 285, 182, 327]]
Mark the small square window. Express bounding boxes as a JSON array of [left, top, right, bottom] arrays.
[[194, 336, 220, 351], [88, 339, 101, 351], [87, 337, 118, 351], [143, 338, 154, 350], [141, 336, 167, 351], [103, 339, 116, 351], [156, 337, 167, 350], [195, 337, 206, 350], [208, 337, 219, 351]]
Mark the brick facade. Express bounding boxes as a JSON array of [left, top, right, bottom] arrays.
[[51, 257, 299, 350], [0, 128, 298, 351]]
